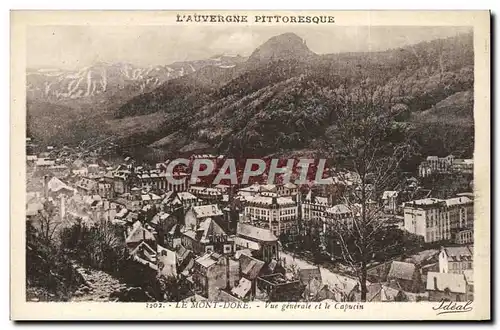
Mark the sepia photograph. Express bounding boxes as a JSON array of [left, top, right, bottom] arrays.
[[11, 10, 490, 321]]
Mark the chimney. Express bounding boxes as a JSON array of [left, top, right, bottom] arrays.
[[225, 256, 230, 290], [272, 196, 278, 207], [43, 175, 50, 199], [60, 195, 65, 221]]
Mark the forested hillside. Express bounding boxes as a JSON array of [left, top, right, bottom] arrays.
[[27, 32, 475, 166]]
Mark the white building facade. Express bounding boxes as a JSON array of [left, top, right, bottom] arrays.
[[243, 192, 298, 237], [403, 197, 473, 243]]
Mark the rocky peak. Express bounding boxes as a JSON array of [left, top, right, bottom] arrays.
[[247, 32, 316, 64]]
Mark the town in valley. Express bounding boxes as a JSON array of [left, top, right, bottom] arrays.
[[26, 141, 474, 303], [25, 27, 476, 304]]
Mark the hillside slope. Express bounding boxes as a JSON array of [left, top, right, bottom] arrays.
[[109, 32, 474, 162], [27, 32, 475, 163]]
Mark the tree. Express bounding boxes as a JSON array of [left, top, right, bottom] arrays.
[[35, 200, 61, 244], [157, 275, 192, 302], [322, 84, 414, 302], [26, 210, 76, 301], [59, 220, 127, 273]]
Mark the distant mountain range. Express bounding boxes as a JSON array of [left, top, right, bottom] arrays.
[[27, 32, 474, 164], [27, 55, 246, 102]]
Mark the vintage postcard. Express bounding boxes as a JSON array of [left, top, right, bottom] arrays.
[[10, 10, 490, 320]]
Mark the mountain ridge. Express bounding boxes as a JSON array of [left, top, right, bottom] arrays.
[[27, 32, 474, 163]]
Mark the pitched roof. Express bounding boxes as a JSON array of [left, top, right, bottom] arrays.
[[382, 191, 399, 199], [192, 204, 223, 218], [426, 272, 466, 294], [246, 194, 295, 206], [325, 204, 351, 215], [161, 191, 174, 204], [76, 177, 96, 191], [175, 244, 192, 261], [181, 258, 195, 276], [36, 158, 55, 166], [131, 241, 156, 258], [195, 253, 219, 268], [151, 212, 171, 225], [231, 278, 252, 299], [298, 267, 322, 285], [213, 289, 242, 302], [194, 217, 227, 243], [367, 283, 401, 302], [239, 184, 261, 193], [125, 211, 138, 223], [177, 191, 197, 201], [47, 177, 74, 193], [239, 254, 265, 280], [315, 285, 341, 302], [443, 246, 473, 261], [157, 244, 177, 277], [261, 184, 276, 192], [126, 224, 155, 245], [387, 261, 416, 281], [237, 223, 277, 242], [405, 198, 445, 207], [234, 249, 253, 260], [115, 208, 128, 219], [445, 197, 472, 207], [234, 236, 261, 251], [315, 197, 329, 205], [406, 249, 439, 264]]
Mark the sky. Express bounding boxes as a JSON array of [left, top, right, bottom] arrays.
[[27, 25, 472, 69]]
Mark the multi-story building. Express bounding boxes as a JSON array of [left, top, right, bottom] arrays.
[[301, 190, 330, 222], [324, 204, 356, 231], [451, 159, 474, 174], [256, 274, 304, 302], [403, 196, 473, 243], [97, 179, 113, 199], [189, 186, 223, 203], [455, 228, 474, 245], [237, 183, 262, 197], [184, 204, 224, 231], [192, 252, 239, 300], [161, 191, 200, 214], [446, 197, 474, 231], [418, 155, 473, 177], [438, 245, 473, 275], [243, 192, 298, 237], [428, 155, 454, 172], [139, 171, 189, 192], [277, 182, 298, 197], [300, 190, 331, 236], [426, 271, 471, 302], [112, 167, 190, 195], [236, 223, 279, 263], [382, 190, 399, 214], [113, 170, 132, 195], [181, 217, 235, 256]]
